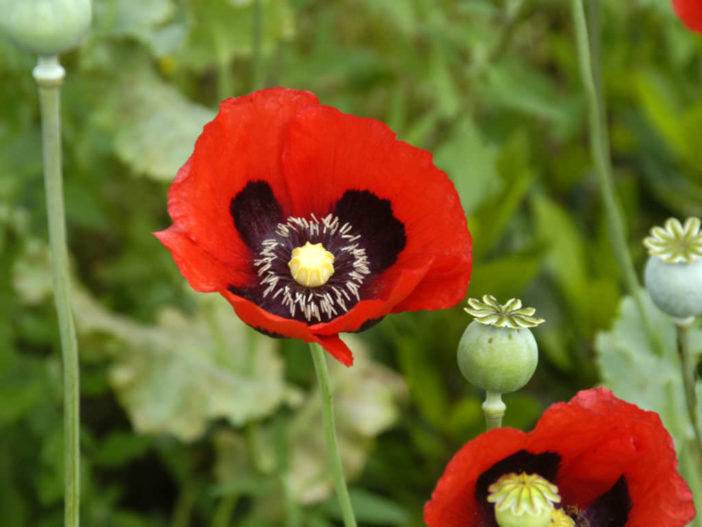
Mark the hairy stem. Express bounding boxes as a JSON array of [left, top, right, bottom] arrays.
[[571, 0, 665, 356], [309, 343, 357, 527], [33, 56, 80, 527]]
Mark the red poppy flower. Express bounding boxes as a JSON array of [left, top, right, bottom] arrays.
[[425, 387, 695, 526], [155, 88, 472, 366], [673, 0, 702, 32]]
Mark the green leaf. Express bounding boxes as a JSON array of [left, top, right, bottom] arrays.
[[596, 291, 702, 518], [74, 290, 290, 441], [94, 66, 213, 181], [481, 60, 581, 138], [435, 116, 501, 214], [180, 0, 294, 70], [595, 291, 701, 443], [93, 432, 152, 468], [321, 488, 409, 525], [531, 194, 588, 323], [467, 252, 541, 301]]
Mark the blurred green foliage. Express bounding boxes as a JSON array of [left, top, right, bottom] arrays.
[[1, 0, 702, 525]]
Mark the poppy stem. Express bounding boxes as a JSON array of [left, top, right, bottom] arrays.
[[309, 343, 357, 527], [571, 0, 666, 357], [251, 0, 264, 91], [674, 318, 702, 455], [33, 56, 80, 527], [483, 391, 505, 431]]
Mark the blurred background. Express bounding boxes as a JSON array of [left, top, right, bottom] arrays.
[[1, 0, 701, 525]]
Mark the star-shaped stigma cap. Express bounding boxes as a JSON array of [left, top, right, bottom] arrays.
[[644, 217, 702, 264], [643, 217, 702, 319], [465, 295, 545, 329]]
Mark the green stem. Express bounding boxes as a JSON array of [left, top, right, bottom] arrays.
[[211, 495, 238, 527], [571, 0, 665, 356], [33, 56, 80, 527], [680, 440, 702, 527], [483, 391, 505, 431], [171, 482, 196, 527], [251, 0, 264, 91], [675, 319, 702, 454], [308, 343, 357, 527], [213, 29, 232, 101]]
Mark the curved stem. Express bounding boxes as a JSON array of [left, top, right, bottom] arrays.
[[675, 320, 702, 454], [571, 0, 665, 357], [483, 391, 506, 431], [33, 56, 80, 527], [308, 343, 357, 527], [211, 495, 238, 527], [251, 0, 264, 91]]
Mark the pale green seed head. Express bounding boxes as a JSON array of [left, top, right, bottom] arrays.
[[488, 473, 561, 527], [0, 0, 91, 56], [644, 217, 702, 264]]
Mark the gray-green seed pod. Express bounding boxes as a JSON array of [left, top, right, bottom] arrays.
[[643, 217, 702, 319], [458, 321, 538, 394], [458, 295, 543, 394], [0, 0, 91, 56]]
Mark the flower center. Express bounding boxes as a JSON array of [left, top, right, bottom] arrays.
[[288, 241, 335, 287], [249, 213, 371, 323], [487, 472, 563, 527]]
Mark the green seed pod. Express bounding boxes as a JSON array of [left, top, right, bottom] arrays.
[[488, 473, 561, 527], [458, 296, 543, 394], [0, 0, 91, 56], [458, 321, 537, 394], [643, 217, 702, 319]]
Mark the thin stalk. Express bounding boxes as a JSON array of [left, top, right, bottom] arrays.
[[483, 391, 505, 431], [213, 29, 232, 100], [33, 56, 80, 527], [675, 319, 702, 454], [571, 0, 665, 356], [171, 482, 197, 527], [211, 495, 238, 527], [308, 343, 357, 527], [251, 0, 264, 91]]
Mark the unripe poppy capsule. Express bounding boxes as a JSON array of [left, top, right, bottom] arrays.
[[643, 218, 702, 320], [0, 0, 91, 56], [457, 295, 544, 394]]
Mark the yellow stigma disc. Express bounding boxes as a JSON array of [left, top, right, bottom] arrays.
[[288, 242, 335, 287]]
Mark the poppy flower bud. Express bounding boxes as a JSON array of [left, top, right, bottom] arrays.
[[0, 0, 91, 56], [457, 295, 544, 394], [643, 217, 702, 320]]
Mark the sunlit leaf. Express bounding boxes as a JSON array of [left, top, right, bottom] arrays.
[[94, 67, 213, 181], [595, 291, 701, 443], [180, 0, 294, 71], [74, 290, 290, 441]]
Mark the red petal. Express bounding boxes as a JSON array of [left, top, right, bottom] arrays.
[[424, 427, 526, 526], [424, 388, 696, 527], [282, 105, 472, 312], [530, 387, 695, 526], [673, 0, 702, 32], [154, 226, 251, 290], [221, 289, 354, 366], [312, 263, 430, 335], [168, 88, 320, 267]]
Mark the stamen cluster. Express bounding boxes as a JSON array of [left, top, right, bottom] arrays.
[[254, 213, 370, 323]]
